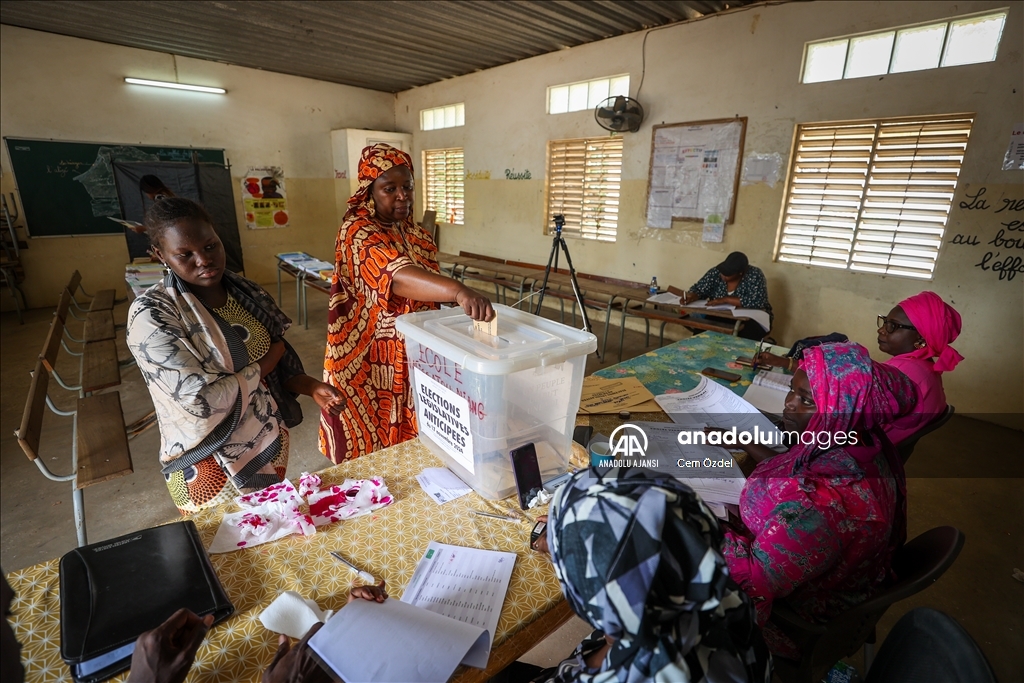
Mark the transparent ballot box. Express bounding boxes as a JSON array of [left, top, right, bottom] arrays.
[[396, 304, 596, 499]]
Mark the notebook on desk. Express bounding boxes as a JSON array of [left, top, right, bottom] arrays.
[[59, 521, 234, 683]]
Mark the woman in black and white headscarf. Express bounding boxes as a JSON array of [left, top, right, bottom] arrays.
[[521, 467, 771, 683]]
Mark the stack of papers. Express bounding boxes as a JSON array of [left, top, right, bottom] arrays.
[[277, 252, 335, 279], [678, 299, 771, 332], [619, 421, 747, 506], [742, 370, 793, 414], [416, 467, 472, 505], [647, 291, 682, 305], [578, 376, 659, 414], [309, 542, 516, 682]]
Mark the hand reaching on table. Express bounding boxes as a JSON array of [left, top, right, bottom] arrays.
[[755, 351, 793, 371], [262, 622, 332, 683], [127, 608, 213, 683], [530, 515, 550, 555], [263, 583, 387, 683], [348, 580, 388, 604]]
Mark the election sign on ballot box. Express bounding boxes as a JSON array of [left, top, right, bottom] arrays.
[[398, 304, 596, 500]]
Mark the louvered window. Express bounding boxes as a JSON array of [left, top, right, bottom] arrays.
[[546, 137, 622, 242], [423, 148, 464, 225], [776, 115, 972, 279]]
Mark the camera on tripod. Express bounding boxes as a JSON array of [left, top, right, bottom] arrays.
[[552, 214, 565, 234]]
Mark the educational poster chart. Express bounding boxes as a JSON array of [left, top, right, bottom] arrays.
[[242, 166, 289, 228], [645, 118, 747, 233]]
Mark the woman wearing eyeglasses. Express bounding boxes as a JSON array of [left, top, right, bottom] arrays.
[[754, 291, 962, 446], [876, 291, 962, 444]]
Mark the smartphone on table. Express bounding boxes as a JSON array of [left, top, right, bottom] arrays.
[[509, 443, 544, 510], [702, 367, 742, 383]]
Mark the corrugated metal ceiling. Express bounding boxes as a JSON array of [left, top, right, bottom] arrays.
[[0, 0, 758, 92]]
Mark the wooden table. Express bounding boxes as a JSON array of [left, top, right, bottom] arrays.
[[5, 439, 586, 682]]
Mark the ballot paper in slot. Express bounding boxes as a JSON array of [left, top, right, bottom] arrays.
[[473, 314, 498, 337], [309, 542, 516, 682]]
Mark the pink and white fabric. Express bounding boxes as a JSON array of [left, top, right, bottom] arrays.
[[307, 477, 394, 525], [207, 475, 394, 553], [208, 479, 315, 553]]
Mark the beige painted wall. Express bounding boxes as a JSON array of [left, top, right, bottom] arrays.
[[395, 1, 1024, 424], [0, 25, 395, 307]]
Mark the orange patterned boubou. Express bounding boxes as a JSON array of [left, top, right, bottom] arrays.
[[320, 144, 439, 462]]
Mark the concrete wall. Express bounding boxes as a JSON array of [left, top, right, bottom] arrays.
[[395, 1, 1024, 423], [0, 25, 395, 306]]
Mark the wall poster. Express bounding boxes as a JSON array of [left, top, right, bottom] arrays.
[[645, 118, 747, 231], [242, 166, 288, 229]]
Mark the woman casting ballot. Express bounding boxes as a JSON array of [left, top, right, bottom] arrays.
[[321, 144, 494, 463], [127, 198, 344, 514]]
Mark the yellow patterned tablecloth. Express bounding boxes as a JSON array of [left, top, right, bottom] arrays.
[[7, 439, 587, 682]]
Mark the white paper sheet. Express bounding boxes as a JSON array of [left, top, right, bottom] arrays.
[[403, 542, 517, 669], [655, 377, 783, 440], [259, 591, 334, 640], [619, 421, 746, 505], [647, 291, 682, 305], [416, 467, 472, 505], [308, 598, 489, 683]]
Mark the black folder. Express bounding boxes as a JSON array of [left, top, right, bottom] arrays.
[[59, 521, 234, 683]]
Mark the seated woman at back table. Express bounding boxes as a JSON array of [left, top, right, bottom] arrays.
[[679, 251, 772, 340], [757, 291, 962, 444], [519, 468, 771, 683], [722, 342, 916, 660], [127, 198, 344, 514]]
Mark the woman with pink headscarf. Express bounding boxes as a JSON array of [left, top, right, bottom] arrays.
[[877, 291, 963, 444], [722, 342, 917, 660]]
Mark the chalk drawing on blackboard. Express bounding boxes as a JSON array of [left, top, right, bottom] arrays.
[[73, 146, 159, 217]]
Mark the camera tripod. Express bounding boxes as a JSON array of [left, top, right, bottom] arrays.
[[534, 215, 596, 353]]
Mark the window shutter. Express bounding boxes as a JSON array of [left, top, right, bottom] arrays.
[[546, 137, 622, 242], [851, 117, 972, 279], [777, 114, 971, 279], [778, 123, 876, 269], [423, 148, 464, 225]]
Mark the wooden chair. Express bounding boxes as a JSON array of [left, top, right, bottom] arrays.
[[770, 526, 966, 683], [16, 359, 134, 546], [897, 405, 955, 464]]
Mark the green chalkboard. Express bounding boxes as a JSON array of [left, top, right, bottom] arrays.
[[4, 138, 226, 237]]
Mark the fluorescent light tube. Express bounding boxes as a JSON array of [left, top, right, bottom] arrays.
[[124, 78, 226, 94]]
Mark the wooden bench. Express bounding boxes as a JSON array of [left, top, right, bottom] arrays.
[[63, 271, 126, 343], [65, 269, 121, 314], [44, 289, 124, 395], [615, 285, 745, 361], [16, 359, 134, 546]]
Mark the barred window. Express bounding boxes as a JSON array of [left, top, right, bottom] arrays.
[[423, 148, 465, 225], [776, 114, 973, 279], [545, 137, 622, 242], [802, 10, 1007, 83], [548, 75, 629, 114], [420, 103, 464, 131]]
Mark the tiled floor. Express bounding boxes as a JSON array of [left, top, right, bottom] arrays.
[[1, 286, 1020, 680]]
